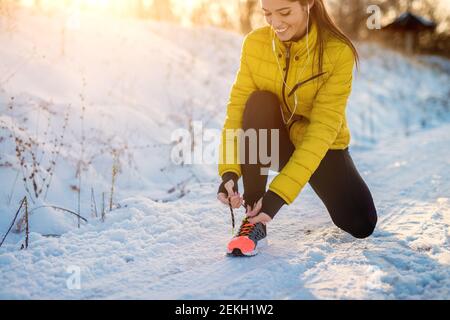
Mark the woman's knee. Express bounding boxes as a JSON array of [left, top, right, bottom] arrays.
[[351, 216, 377, 239], [243, 91, 280, 129], [333, 211, 378, 239]]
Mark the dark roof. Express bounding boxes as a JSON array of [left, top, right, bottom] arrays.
[[383, 11, 437, 32]]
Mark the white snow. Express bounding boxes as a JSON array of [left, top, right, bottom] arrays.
[[0, 7, 449, 299]]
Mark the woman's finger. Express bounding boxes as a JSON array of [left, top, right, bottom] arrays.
[[217, 193, 229, 205], [246, 207, 259, 217], [246, 197, 263, 217], [254, 198, 263, 212], [230, 194, 242, 209], [230, 195, 238, 207], [224, 180, 235, 198], [246, 209, 257, 217]]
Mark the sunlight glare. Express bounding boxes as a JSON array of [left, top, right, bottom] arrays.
[[19, 0, 203, 13]]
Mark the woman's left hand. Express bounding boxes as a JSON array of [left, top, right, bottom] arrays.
[[248, 212, 272, 225], [246, 198, 272, 225]]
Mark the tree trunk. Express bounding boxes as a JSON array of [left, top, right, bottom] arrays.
[[239, 0, 257, 34]]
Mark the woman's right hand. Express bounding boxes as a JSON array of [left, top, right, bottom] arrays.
[[217, 179, 243, 209]]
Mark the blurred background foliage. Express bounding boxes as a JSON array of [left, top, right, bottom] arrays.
[[0, 0, 449, 56]]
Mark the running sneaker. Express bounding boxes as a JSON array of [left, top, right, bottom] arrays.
[[226, 217, 267, 257]]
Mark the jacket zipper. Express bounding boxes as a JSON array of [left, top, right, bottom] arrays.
[[281, 44, 292, 116]]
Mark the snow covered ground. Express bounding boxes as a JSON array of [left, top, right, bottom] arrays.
[[0, 8, 449, 299], [1, 122, 449, 300]]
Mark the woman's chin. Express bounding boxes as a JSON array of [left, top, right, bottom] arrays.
[[278, 35, 293, 42], [276, 30, 293, 42]]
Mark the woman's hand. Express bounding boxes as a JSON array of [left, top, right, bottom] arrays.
[[248, 212, 272, 225], [217, 180, 243, 209], [246, 198, 272, 225]]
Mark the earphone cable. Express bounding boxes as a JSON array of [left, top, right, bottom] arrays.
[[272, 5, 311, 125]]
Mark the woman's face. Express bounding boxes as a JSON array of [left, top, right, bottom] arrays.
[[260, 0, 310, 42]]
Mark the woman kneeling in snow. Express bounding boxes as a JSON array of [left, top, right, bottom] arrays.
[[217, 0, 377, 256]]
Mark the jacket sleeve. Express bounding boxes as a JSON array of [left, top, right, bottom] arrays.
[[218, 35, 257, 178], [268, 44, 355, 204]]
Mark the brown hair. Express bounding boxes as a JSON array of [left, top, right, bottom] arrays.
[[291, 0, 359, 72]]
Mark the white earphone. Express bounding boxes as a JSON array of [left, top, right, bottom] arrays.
[[271, 2, 311, 125]]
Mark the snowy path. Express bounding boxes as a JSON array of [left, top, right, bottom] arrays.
[[1, 124, 449, 300]]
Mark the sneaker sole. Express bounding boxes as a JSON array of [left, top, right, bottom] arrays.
[[226, 238, 268, 257]]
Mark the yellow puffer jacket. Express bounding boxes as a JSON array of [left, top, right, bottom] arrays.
[[219, 22, 355, 205]]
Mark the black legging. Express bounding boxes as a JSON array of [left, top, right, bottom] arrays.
[[241, 91, 378, 239]]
